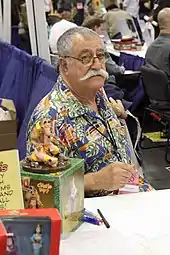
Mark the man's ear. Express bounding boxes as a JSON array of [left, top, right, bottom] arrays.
[[59, 58, 68, 74]]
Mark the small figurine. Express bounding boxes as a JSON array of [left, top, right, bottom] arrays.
[[22, 119, 70, 173], [31, 224, 43, 255], [6, 232, 18, 255]]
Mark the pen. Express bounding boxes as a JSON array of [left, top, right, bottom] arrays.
[[80, 216, 101, 226], [83, 209, 102, 221], [97, 209, 110, 228]]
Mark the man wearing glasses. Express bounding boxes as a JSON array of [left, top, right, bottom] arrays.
[[27, 27, 152, 197]]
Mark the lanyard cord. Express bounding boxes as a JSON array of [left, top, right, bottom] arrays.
[[83, 114, 122, 161]]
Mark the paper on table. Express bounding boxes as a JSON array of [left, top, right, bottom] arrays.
[[60, 229, 152, 255], [124, 70, 141, 75]]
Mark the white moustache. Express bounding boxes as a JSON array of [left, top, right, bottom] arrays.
[[80, 69, 109, 81]]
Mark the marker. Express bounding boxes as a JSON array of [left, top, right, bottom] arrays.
[[97, 209, 110, 228], [80, 216, 101, 226]]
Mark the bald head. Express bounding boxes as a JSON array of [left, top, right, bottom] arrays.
[[158, 8, 170, 32]]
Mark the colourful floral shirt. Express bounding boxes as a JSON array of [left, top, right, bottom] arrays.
[[27, 76, 152, 195]]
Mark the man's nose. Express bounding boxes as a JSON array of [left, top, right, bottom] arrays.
[[91, 57, 102, 70]]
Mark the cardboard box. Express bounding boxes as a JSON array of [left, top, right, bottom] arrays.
[[0, 99, 24, 209], [0, 208, 61, 255], [21, 158, 84, 233], [0, 222, 7, 255], [0, 99, 17, 151]]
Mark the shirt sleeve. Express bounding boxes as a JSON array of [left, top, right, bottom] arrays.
[[106, 55, 125, 75]]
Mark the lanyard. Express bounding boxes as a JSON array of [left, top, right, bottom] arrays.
[[83, 114, 122, 161]]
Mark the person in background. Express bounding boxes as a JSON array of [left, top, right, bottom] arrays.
[[49, 20, 77, 54], [19, 1, 31, 54], [87, 0, 95, 15], [27, 27, 152, 197], [145, 8, 170, 79], [49, 1, 75, 53], [123, 0, 144, 43], [82, 16, 105, 36], [151, 0, 170, 38], [57, 7, 72, 21], [11, 0, 21, 26], [46, 14, 61, 27], [103, 0, 133, 39], [82, 16, 125, 75], [57, 0, 73, 21], [53, 0, 59, 13], [44, 0, 54, 18], [72, 0, 85, 25], [139, 0, 154, 20]]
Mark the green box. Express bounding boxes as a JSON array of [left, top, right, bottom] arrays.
[[21, 158, 84, 233]]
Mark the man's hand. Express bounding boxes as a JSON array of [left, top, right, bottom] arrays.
[[109, 98, 127, 119], [85, 162, 137, 192]]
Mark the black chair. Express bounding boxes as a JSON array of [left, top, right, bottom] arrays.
[[140, 66, 170, 163]]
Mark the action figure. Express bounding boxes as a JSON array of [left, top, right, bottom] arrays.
[[31, 224, 43, 255], [6, 232, 18, 255]]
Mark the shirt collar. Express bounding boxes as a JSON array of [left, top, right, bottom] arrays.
[[55, 76, 111, 119]]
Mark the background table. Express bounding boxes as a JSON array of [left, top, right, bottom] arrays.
[[106, 44, 146, 59], [61, 190, 170, 255]]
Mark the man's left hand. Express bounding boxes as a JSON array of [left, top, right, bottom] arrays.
[[109, 98, 127, 119]]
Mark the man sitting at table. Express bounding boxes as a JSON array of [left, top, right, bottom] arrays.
[[103, 0, 133, 39], [26, 27, 152, 197], [145, 8, 170, 78]]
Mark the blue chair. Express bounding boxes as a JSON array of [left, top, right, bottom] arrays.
[[119, 52, 145, 111]]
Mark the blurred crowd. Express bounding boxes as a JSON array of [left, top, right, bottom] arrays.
[[10, 0, 170, 55]]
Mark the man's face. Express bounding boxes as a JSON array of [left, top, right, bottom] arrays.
[[62, 35, 107, 93]]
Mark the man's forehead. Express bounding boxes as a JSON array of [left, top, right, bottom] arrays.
[[72, 34, 104, 53]]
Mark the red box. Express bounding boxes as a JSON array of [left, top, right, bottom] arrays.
[[0, 208, 61, 255], [0, 222, 7, 255]]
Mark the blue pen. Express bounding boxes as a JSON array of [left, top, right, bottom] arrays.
[[83, 209, 101, 220], [80, 216, 100, 226]]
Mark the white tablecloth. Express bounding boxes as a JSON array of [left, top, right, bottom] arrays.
[[60, 190, 170, 254]]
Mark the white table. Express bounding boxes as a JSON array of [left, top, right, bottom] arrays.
[[61, 190, 170, 255], [106, 44, 146, 59]]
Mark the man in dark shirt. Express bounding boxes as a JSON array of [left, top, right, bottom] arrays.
[[145, 8, 170, 78]]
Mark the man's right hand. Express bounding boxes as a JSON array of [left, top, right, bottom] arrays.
[[93, 162, 137, 191]]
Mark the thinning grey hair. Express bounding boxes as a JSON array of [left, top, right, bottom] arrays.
[[57, 27, 102, 56]]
